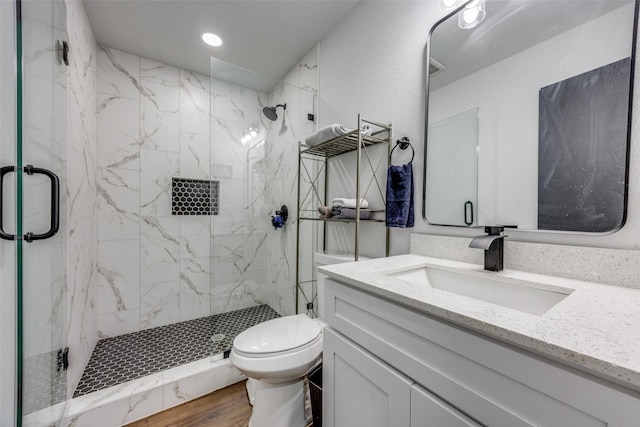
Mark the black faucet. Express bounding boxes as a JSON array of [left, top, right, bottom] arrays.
[[469, 226, 510, 271]]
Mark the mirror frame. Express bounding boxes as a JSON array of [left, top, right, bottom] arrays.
[[422, 0, 640, 234]]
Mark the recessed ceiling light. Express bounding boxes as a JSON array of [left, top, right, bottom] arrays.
[[201, 32, 222, 47]]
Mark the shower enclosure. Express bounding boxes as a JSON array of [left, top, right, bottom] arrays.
[[1, 2, 318, 419], [1, 0, 69, 425]]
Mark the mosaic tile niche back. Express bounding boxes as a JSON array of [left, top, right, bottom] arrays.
[[172, 177, 220, 215]]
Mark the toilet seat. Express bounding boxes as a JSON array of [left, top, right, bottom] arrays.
[[233, 314, 322, 358]]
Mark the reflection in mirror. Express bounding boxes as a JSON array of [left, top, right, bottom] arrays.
[[424, 0, 637, 233], [426, 108, 478, 226]]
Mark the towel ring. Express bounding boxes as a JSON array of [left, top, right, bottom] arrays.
[[390, 137, 414, 164]]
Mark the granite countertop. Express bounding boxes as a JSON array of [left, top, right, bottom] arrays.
[[319, 254, 640, 393]]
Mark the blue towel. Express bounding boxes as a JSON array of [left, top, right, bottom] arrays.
[[386, 162, 414, 228]]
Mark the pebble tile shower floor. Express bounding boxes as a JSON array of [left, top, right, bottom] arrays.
[[74, 305, 280, 397]]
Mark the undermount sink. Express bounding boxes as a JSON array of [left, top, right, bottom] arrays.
[[389, 267, 571, 315]]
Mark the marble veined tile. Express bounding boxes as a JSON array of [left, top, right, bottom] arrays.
[[216, 179, 244, 231], [213, 79, 244, 122], [140, 57, 180, 85], [180, 216, 212, 259], [180, 132, 211, 180], [97, 46, 142, 100], [140, 216, 180, 284], [243, 87, 268, 111], [212, 118, 244, 179], [63, 373, 163, 427], [97, 167, 139, 241], [180, 257, 212, 321], [97, 93, 140, 170], [98, 240, 140, 315], [140, 58, 180, 153], [244, 231, 268, 273], [98, 309, 140, 338], [244, 107, 268, 143], [162, 359, 245, 409], [180, 70, 210, 136], [140, 149, 179, 217], [140, 281, 180, 329]]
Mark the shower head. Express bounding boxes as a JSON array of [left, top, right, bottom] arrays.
[[262, 103, 286, 121]]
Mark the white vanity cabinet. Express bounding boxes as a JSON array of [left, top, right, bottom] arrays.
[[322, 278, 640, 427], [324, 327, 480, 427], [324, 328, 411, 427]]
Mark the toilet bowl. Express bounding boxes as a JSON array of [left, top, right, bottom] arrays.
[[231, 252, 365, 427], [230, 314, 323, 427]]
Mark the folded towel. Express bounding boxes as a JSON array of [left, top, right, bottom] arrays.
[[331, 206, 371, 220], [386, 162, 414, 228], [318, 206, 332, 218], [304, 123, 374, 147], [305, 124, 343, 147], [331, 198, 369, 209]]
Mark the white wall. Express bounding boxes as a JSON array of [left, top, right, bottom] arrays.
[[429, 4, 633, 229], [319, 0, 640, 251]]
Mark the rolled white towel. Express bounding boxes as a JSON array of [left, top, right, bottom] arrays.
[[304, 123, 374, 147], [304, 124, 346, 147], [337, 123, 373, 136], [331, 198, 369, 209]]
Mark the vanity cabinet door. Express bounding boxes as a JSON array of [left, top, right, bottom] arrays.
[[410, 385, 481, 427], [323, 328, 412, 427]]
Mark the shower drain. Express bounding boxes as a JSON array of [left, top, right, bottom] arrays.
[[210, 333, 226, 342]]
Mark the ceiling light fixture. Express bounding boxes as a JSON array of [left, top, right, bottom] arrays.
[[201, 32, 222, 47], [458, 0, 486, 29], [442, 0, 462, 9]]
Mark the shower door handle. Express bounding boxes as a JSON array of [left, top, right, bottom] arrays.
[[464, 200, 474, 226], [23, 165, 60, 242], [0, 166, 15, 240], [0, 165, 60, 242]]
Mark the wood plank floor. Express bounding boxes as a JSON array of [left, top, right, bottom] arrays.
[[126, 381, 252, 427]]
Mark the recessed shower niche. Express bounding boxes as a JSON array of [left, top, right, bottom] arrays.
[[171, 177, 220, 215]]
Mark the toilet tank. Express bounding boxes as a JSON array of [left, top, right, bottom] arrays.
[[314, 252, 369, 318]]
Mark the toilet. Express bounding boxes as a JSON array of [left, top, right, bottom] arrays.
[[230, 314, 323, 427], [230, 252, 367, 427]]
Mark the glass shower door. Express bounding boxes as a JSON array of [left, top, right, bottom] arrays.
[[14, 0, 68, 424]]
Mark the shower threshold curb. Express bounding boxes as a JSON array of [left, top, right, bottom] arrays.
[[25, 356, 246, 427]]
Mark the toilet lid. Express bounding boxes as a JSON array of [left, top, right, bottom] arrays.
[[233, 314, 322, 356]]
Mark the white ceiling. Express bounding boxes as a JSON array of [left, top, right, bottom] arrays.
[[83, 0, 359, 92]]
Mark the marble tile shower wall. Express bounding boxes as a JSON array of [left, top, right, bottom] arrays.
[[265, 46, 318, 316], [96, 46, 271, 337], [65, 0, 99, 395]]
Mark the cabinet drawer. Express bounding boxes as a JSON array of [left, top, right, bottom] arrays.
[[411, 384, 481, 427], [325, 279, 640, 426]]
